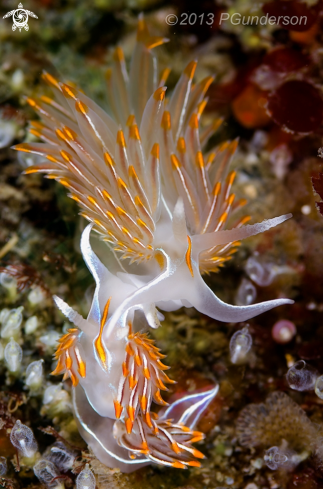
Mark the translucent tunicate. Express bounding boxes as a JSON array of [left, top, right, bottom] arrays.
[[235, 278, 257, 306], [245, 256, 276, 286], [269, 144, 293, 180], [250, 130, 268, 150], [264, 446, 289, 470], [264, 444, 305, 471], [39, 331, 60, 349], [42, 383, 72, 415], [34, 459, 64, 489], [11, 69, 24, 91], [0, 309, 10, 324], [25, 315, 38, 334], [0, 456, 7, 476], [286, 360, 318, 391], [10, 420, 38, 458], [17, 150, 44, 169], [1, 306, 23, 339], [25, 360, 43, 389], [230, 326, 252, 364], [315, 375, 323, 399], [0, 120, 16, 148], [46, 441, 76, 472], [0, 272, 17, 291], [28, 287, 46, 306], [76, 464, 96, 489], [43, 384, 63, 405], [4, 338, 22, 372], [245, 255, 292, 287]]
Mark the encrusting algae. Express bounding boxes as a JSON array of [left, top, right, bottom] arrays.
[[237, 391, 323, 470]]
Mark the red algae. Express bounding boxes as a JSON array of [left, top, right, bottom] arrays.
[[263, 47, 309, 73], [263, 0, 317, 32], [267, 80, 323, 133], [312, 172, 323, 215], [232, 84, 270, 128]]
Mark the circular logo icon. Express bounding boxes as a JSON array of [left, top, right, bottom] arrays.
[[12, 9, 29, 31]]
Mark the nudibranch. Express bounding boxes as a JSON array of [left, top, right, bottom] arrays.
[[14, 16, 292, 320], [52, 224, 219, 471], [14, 16, 294, 471]]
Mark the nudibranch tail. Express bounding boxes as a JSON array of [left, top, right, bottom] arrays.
[[73, 383, 218, 473], [115, 416, 205, 469]]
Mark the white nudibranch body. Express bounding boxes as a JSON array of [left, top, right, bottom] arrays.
[[15, 17, 293, 472]]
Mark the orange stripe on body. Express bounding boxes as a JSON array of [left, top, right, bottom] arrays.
[[185, 236, 194, 277], [94, 297, 111, 369]]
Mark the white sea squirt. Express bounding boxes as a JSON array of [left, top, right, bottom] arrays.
[[25, 359, 44, 390], [34, 459, 64, 489], [5, 338, 22, 373], [76, 464, 96, 489], [10, 420, 38, 458]]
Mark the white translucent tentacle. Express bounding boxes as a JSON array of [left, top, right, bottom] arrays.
[[53, 296, 91, 334]]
